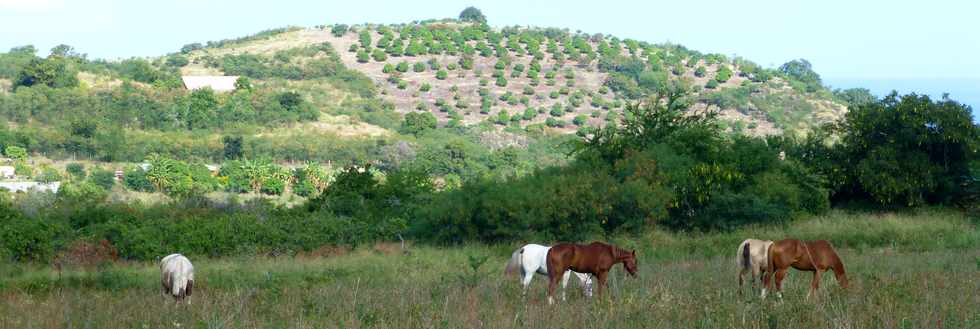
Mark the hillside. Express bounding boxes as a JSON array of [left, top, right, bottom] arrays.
[[177, 22, 847, 136]]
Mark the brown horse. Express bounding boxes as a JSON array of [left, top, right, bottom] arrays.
[[763, 239, 848, 299], [546, 242, 637, 304]]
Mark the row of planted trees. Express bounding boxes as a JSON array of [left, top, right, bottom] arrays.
[[125, 155, 340, 199]]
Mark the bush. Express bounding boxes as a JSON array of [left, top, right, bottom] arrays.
[[436, 70, 448, 80], [382, 63, 395, 74], [123, 167, 153, 192], [419, 83, 432, 92], [495, 76, 507, 87], [396, 61, 410, 73], [331, 24, 349, 37], [694, 66, 706, 77], [573, 115, 588, 126], [66, 163, 86, 180], [715, 65, 733, 82], [88, 168, 116, 190], [705, 80, 719, 89]]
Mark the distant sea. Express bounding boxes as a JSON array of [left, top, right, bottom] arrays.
[[824, 78, 979, 122]]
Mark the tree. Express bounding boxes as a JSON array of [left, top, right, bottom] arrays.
[[234, 76, 253, 91], [834, 88, 876, 107], [223, 135, 244, 160], [181, 88, 218, 130], [4, 145, 27, 161], [778, 59, 822, 90], [401, 112, 437, 135], [459, 7, 487, 23], [331, 24, 349, 37], [831, 93, 977, 206], [15, 57, 78, 88]]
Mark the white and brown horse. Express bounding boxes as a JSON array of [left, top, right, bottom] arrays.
[[736, 239, 773, 296]]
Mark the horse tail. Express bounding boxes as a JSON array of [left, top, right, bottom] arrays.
[[504, 247, 524, 276], [738, 241, 751, 270]]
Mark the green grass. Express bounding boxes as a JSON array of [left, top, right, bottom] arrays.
[[1, 210, 978, 328]]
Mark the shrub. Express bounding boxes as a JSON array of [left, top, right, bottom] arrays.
[[382, 63, 395, 73], [356, 50, 370, 63], [88, 168, 116, 190], [436, 70, 448, 80], [705, 80, 719, 89], [573, 115, 588, 126], [35, 166, 62, 183], [372, 49, 388, 61], [715, 65, 733, 82], [401, 112, 437, 135], [396, 61, 410, 73], [123, 166, 153, 192], [66, 163, 86, 180], [331, 24, 349, 37], [419, 83, 432, 92], [684, 63, 702, 76], [523, 86, 535, 95], [495, 76, 507, 87], [413, 62, 426, 72], [545, 117, 565, 127]]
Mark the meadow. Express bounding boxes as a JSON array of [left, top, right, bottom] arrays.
[[0, 209, 977, 329]]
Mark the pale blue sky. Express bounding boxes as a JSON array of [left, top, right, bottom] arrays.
[[1, 0, 978, 81]]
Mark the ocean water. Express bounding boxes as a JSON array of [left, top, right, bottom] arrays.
[[824, 78, 979, 122]]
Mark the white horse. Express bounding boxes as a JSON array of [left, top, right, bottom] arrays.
[[736, 239, 773, 296], [504, 244, 593, 301], [160, 253, 195, 304]]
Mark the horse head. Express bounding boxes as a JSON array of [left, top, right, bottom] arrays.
[[623, 250, 638, 277]]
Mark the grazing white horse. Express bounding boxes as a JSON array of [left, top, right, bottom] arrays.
[[160, 254, 195, 304], [504, 244, 593, 301], [736, 239, 773, 296]]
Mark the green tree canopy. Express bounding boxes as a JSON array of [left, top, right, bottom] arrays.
[[458, 6, 487, 23]]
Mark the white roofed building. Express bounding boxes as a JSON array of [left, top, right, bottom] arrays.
[[181, 76, 239, 92]]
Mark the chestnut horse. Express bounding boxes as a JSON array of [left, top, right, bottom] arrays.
[[762, 239, 848, 299], [546, 242, 637, 304]]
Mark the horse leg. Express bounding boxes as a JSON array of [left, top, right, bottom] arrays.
[[774, 269, 788, 300], [547, 270, 562, 305], [561, 271, 571, 301], [595, 271, 608, 299], [808, 270, 822, 300], [520, 271, 534, 297], [738, 268, 746, 296]]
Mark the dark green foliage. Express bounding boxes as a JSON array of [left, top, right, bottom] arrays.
[[778, 59, 822, 92], [401, 112, 437, 136], [66, 163, 86, 180], [834, 88, 877, 107], [223, 135, 243, 160], [822, 93, 978, 206], [331, 24, 349, 37], [15, 57, 78, 88], [123, 166, 153, 192], [88, 168, 116, 190], [459, 7, 487, 23]]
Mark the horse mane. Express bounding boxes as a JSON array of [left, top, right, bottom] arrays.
[[609, 244, 632, 260]]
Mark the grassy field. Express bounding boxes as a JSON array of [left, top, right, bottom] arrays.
[[0, 210, 978, 328]]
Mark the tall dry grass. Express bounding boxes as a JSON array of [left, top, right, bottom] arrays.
[[0, 210, 977, 328]]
